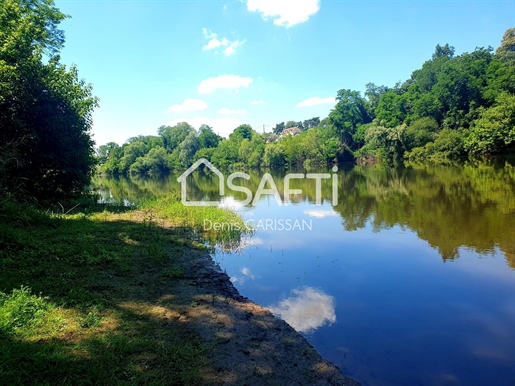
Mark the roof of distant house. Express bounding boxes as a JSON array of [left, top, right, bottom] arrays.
[[280, 127, 302, 136]]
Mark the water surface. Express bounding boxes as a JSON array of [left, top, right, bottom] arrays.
[[94, 160, 515, 386]]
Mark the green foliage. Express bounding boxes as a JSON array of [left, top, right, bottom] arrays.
[[229, 124, 255, 141], [178, 131, 200, 166], [465, 92, 515, 155], [0, 0, 97, 202], [273, 122, 285, 135], [158, 122, 195, 152], [96, 28, 515, 171], [496, 27, 515, 65], [0, 197, 245, 385], [406, 129, 465, 161], [375, 89, 408, 128], [210, 139, 239, 169], [198, 124, 221, 148], [130, 146, 172, 175], [263, 143, 286, 168], [328, 89, 371, 157], [303, 117, 320, 130], [403, 117, 439, 150], [0, 287, 51, 334]]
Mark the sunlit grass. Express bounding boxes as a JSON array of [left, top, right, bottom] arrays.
[[0, 195, 247, 385], [140, 193, 253, 251]]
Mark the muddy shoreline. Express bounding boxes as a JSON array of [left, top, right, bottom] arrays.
[[168, 247, 360, 385]]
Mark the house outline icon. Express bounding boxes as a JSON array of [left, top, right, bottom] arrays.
[[177, 158, 224, 206]]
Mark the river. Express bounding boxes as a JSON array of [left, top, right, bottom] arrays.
[[93, 159, 515, 386]]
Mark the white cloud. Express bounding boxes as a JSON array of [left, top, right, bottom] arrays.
[[202, 28, 217, 39], [204, 37, 229, 50], [223, 39, 246, 56], [296, 96, 336, 107], [268, 286, 336, 333], [247, 0, 320, 28], [251, 100, 266, 105], [202, 28, 245, 56], [198, 74, 253, 94], [303, 210, 339, 218], [218, 108, 247, 115], [167, 116, 245, 138], [167, 99, 208, 113]]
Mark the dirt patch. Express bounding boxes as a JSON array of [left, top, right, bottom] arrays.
[[126, 246, 360, 385]]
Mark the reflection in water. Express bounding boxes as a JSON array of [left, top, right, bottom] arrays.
[[230, 266, 255, 285], [268, 287, 336, 333], [303, 209, 339, 218], [93, 159, 515, 386], [218, 196, 246, 211], [94, 158, 515, 268]]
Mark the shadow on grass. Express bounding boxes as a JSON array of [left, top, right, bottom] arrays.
[[0, 200, 354, 386]]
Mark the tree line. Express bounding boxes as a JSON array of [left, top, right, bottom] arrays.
[[98, 27, 515, 175], [1, 0, 513, 202], [96, 157, 515, 268]]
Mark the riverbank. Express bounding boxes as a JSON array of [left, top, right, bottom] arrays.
[[0, 198, 358, 385]]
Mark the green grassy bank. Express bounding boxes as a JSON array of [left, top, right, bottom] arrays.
[[0, 195, 248, 385]]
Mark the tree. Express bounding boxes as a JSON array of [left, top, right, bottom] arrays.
[[465, 92, 515, 154], [285, 121, 297, 129], [273, 122, 285, 135], [158, 122, 195, 152], [364, 83, 389, 118], [130, 146, 171, 175], [328, 89, 371, 157], [198, 124, 221, 148], [229, 124, 254, 141], [211, 139, 239, 169], [263, 143, 285, 168], [118, 142, 148, 174], [0, 0, 97, 201], [375, 90, 408, 127], [178, 131, 200, 166], [432, 43, 455, 60], [496, 27, 515, 65], [303, 117, 320, 130], [97, 142, 120, 164]]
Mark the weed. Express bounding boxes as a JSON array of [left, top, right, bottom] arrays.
[[0, 286, 51, 334], [79, 309, 103, 328]]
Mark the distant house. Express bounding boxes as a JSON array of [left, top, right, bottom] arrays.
[[279, 126, 302, 138], [265, 134, 279, 143]]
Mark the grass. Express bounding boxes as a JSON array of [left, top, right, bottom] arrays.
[[142, 193, 253, 251], [0, 193, 249, 385]]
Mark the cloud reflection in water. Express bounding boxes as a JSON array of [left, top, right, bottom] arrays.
[[303, 209, 338, 218], [268, 286, 336, 333]]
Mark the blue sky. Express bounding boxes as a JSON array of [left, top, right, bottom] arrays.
[[55, 0, 514, 146]]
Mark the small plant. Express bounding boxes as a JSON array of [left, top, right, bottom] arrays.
[[79, 310, 102, 328], [0, 286, 52, 334]]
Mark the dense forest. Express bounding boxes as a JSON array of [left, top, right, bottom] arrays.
[[98, 28, 515, 175]]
